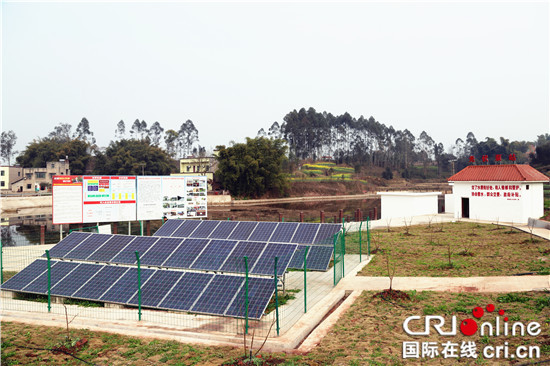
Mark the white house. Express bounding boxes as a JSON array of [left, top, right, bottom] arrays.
[[447, 164, 548, 224], [377, 191, 441, 220]]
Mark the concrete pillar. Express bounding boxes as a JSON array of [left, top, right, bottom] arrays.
[[113, 222, 118, 235], [146, 221, 151, 236], [278, 213, 283, 222], [299, 212, 304, 223], [339, 209, 343, 222], [256, 214, 260, 221], [320, 211, 325, 223]]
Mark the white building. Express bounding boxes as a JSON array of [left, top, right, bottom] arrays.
[[447, 164, 548, 224], [377, 191, 441, 220]]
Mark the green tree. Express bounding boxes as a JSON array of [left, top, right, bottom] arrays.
[[215, 137, 289, 198], [16, 138, 91, 174], [93, 139, 175, 175], [1, 130, 18, 165]]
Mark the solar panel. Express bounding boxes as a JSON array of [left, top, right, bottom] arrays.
[[140, 237, 184, 266], [225, 277, 275, 319], [100, 267, 155, 304], [51, 263, 104, 297], [208, 221, 238, 239], [291, 223, 319, 244], [288, 246, 310, 270], [64, 234, 114, 260], [23, 261, 80, 294], [163, 238, 209, 269], [159, 272, 214, 311], [313, 224, 342, 245], [190, 221, 220, 238], [1, 259, 50, 291], [127, 270, 184, 307], [171, 220, 201, 237], [191, 240, 237, 271], [111, 236, 159, 264], [86, 235, 135, 262], [305, 246, 333, 271], [153, 220, 183, 237], [228, 221, 258, 241], [47, 232, 92, 258], [221, 241, 266, 273], [73, 266, 130, 300], [248, 222, 278, 242], [191, 275, 243, 315], [270, 222, 299, 243], [251, 243, 297, 276]]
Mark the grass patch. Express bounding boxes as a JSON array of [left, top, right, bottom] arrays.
[[348, 222, 550, 277], [2, 291, 549, 365], [265, 289, 300, 314], [1, 271, 17, 283]]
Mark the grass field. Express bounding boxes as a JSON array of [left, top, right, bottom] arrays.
[[2, 291, 549, 365], [345, 222, 550, 277]]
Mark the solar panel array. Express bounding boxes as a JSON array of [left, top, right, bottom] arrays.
[[2, 259, 274, 320], [154, 220, 342, 271], [45, 231, 297, 276]]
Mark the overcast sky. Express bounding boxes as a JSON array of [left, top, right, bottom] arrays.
[[2, 1, 549, 155]]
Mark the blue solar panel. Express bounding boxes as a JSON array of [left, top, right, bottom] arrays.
[[305, 246, 334, 271], [64, 234, 114, 260], [291, 223, 319, 244], [190, 221, 220, 238], [270, 223, 299, 243], [51, 263, 104, 297], [191, 240, 237, 271], [23, 261, 79, 294], [252, 243, 297, 276], [100, 267, 155, 304], [111, 236, 159, 264], [48, 232, 91, 258], [248, 222, 278, 242], [225, 277, 274, 319], [221, 241, 266, 273], [159, 272, 214, 311], [163, 238, 209, 269], [288, 246, 310, 270], [140, 237, 184, 266], [171, 220, 201, 237], [127, 270, 184, 307], [228, 222, 258, 241], [1, 260, 50, 291], [191, 275, 243, 315], [313, 224, 342, 245], [73, 266, 130, 300], [86, 235, 135, 262], [153, 220, 183, 237], [208, 221, 238, 239]]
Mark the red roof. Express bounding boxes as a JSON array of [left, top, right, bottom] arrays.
[[448, 164, 549, 182]]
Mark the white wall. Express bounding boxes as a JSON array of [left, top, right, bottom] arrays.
[[445, 194, 454, 213], [451, 182, 544, 224], [378, 192, 440, 220]]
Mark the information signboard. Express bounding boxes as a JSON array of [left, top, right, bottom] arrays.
[[82, 176, 137, 223], [52, 176, 83, 224]]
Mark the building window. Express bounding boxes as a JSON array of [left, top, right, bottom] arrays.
[[526, 185, 529, 190], [18, 172, 21, 176], [1, 181, 5, 187], [25, 173, 32, 179], [51, 163, 55, 168], [36, 172, 46, 178], [27, 184, 32, 189], [186, 166, 191, 172], [1, 171, 4, 176], [50, 173, 55, 178]]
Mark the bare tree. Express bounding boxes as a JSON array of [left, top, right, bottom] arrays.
[[0, 130, 17, 165]]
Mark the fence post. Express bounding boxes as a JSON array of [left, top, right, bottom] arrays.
[[146, 221, 151, 236], [367, 216, 371, 257], [304, 246, 309, 313], [342, 217, 346, 256], [135, 251, 142, 321], [40, 225, 46, 245], [341, 232, 345, 276], [140, 221, 144, 236], [300, 212, 304, 222], [0, 240, 3, 284], [320, 210, 325, 223], [244, 256, 249, 335], [128, 221, 131, 235], [274, 256, 280, 336], [45, 250, 51, 312], [359, 221, 363, 262], [333, 234, 337, 286]]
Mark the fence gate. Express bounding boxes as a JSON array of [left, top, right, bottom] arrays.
[[333, 231, 344, 285]]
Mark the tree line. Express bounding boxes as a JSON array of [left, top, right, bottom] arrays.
[[257, 107, 543, 177]]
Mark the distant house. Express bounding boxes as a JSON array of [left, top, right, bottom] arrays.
[[446, 164, 548, 224], [9, 160, 71, 193], [1, 166, 24, 192], [174, 155, 218, 191]]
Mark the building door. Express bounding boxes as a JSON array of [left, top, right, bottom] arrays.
[[461, 197, 470, 218]]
